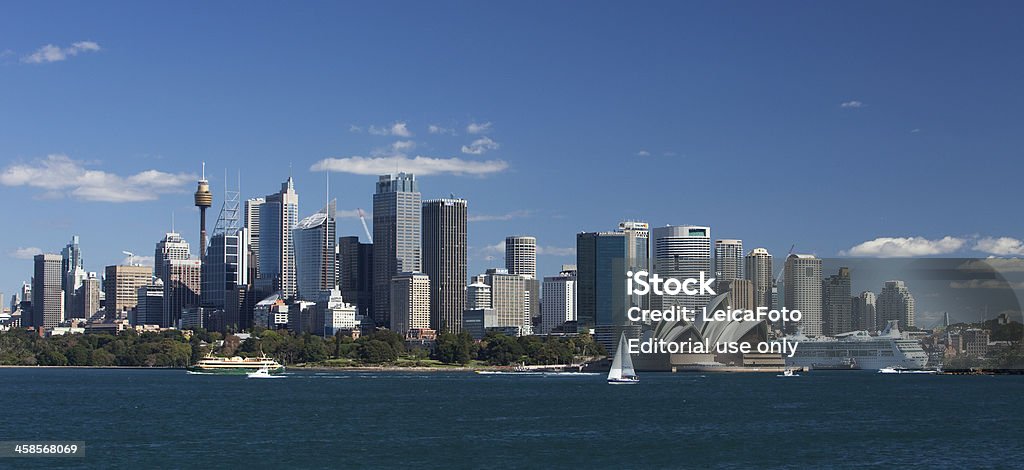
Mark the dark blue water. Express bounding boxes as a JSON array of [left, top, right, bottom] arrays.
[[2, 368, 1022, 468]]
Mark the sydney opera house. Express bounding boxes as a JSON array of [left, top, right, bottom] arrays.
[[633, 292, 785, 371]]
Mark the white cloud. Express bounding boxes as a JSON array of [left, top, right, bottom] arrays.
[[428, 125, 456, 135], [840, 100, 864, 109], [367, 122, 413, 137], [22, 41, 101, 64], [537, 246, 576, 257], [636, 150, 651, 157], [468, 210, 531, 222], [348, 125, 363, 133], [390, 140, 416, 152], [840, 236, 965, 257], [973, 237, 1024, 256], [311, 155, 507, 176], [9, 247, 42, 259], [461, 136, 500, 155], [483, 241, 505, 254], [0, 154, 195, 202], [391, 122, 412, 137], [910, 128, 921, 133], [466, 122, 492, 134]]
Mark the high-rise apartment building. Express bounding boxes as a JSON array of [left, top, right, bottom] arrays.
[[372, 173, 421, 327], [423, 199, 467, 333], [258, 177, 299, 299], [744, 248, 773, 309], [822, 267, 852, 336], [878, 280, 915, 329], [714, 239, 744, 285], [851, 291, 877, 332], [784, 254, 822, 336]]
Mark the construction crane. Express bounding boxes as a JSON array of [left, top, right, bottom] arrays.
[[122, 251, 136, 266], [357, 208, 372, 243]]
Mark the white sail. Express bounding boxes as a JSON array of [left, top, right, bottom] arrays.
[[608, 332, 636, 381], [608, 336, 623, 381], [619, 333, 636, 378]]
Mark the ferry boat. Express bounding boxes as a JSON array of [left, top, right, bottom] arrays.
[[784, 320, 928, 371], [187, 353, 285, 375]]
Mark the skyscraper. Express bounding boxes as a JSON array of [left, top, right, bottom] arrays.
[[61, 235, 87, 319], [784, 254, 822, 336], [714, 239, 744, 285], [878, 280, 915, 329], [80, 272, 101, 322], [294, 201, 337, 301], [504, 236, 537, 278], [422, 198, 467, 334], [481, 268, 528, 336], [822, 267, 852, 336], [744, 248, 773, 309], [372, 173, 421, 327], [390, 272, 430, 337], [104, 265, 153, 319], [245, 197, 265, 280], [31, 254, 64, 329], [338, 236, 373, 319], [202, 184, 246, 310], [258, 177, 299, 299], [576, 231, 625, 333], [466, 281, 492, 310], [651, 225, 711, 311], [163, 259, 202, 328], [851, 291, 877, 332], [134, 278, 164, 326], [154, 233, 191, 284], [541, 267, 576, 334]]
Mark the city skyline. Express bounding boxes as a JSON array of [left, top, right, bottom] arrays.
[[3, 2, 1024, 303]]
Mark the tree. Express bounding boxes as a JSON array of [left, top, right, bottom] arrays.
[[358, 340, 397, 364], [434, 331, 475, 364], [90, 349, 116, 367], [479, 333, 525, 365]]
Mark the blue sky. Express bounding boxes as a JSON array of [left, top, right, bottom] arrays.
[[2, 1, 1023, 301]]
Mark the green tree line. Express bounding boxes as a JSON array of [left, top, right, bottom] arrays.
[[0, 327, 606, 367]]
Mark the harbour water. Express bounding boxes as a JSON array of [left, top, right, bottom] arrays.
[[3, 368, 1023, 468]]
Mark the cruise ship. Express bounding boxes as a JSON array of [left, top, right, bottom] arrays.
[[784, 321, 928, 371], [187, 354, 285, 375]]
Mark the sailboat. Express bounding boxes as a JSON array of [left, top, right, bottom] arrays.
[[607, 332, 639, 384]]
